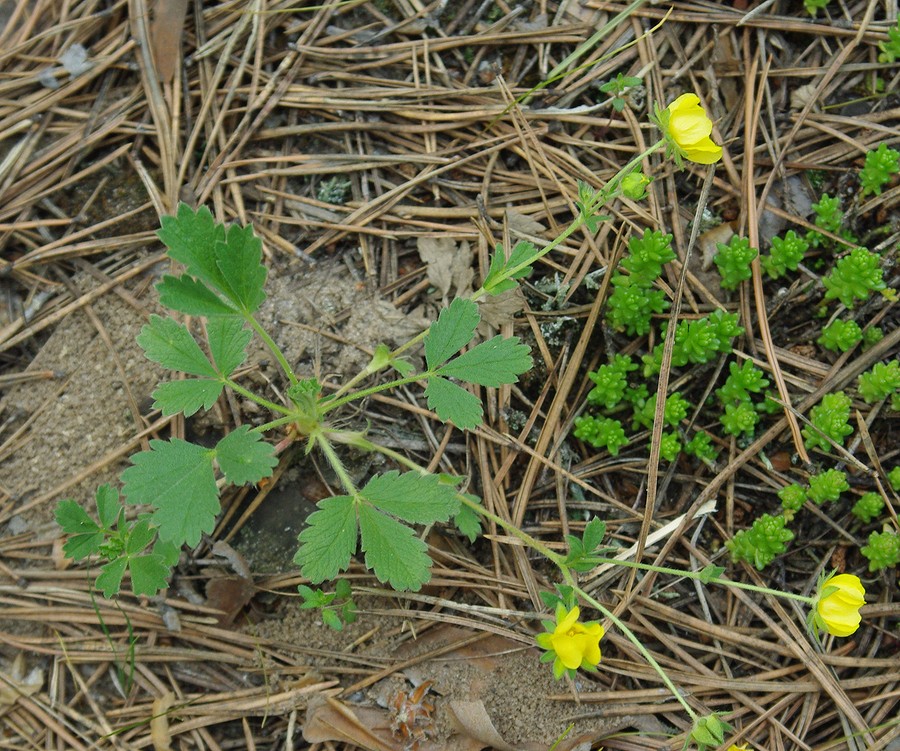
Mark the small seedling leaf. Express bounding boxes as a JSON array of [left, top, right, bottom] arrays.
[[322, 608, 343, 631], [95, 484, 121, 529], [424, 376, 483, 430], [293, 496, 357, 584], [151, 379, 223, 417], [483, 241, 535, 294], [698, 564, 725, 584], [137, 315, 217, 378], [207, 317, 252, 376], [424, 297, 480, 370], [358, 505, 431, 591], [121, 438, 218, 547], [437, 335, 532, 386], [156, 274, 237, 317], [454, 493, 482, 542], [157, 204, 229, 292], [214, 223, 267, 313], [582, 518, 607, 553], [215, 426, 277, 486]]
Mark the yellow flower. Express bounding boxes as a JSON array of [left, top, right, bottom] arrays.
[[536, 604, 604, 679], [813, 573, 865, 637], [727, 744, 752, 751], [657, 93, 723, 165]]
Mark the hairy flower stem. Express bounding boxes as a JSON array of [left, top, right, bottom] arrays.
[[567, 577, 700, 722], [311, 431, 358, 496], [340, 433, 423, 473], [457, 494, 566, 567], [586, 557, 815, 605], [331, 142, 666, 402], [247, 315, 299, 387], [224, 378, 293, 417]]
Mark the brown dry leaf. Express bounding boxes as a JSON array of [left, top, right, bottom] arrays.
[[698, 223, 734, 272], [790, 82, 820, 111], [446, 700, 542, 751], [150, 0, 189, 83], [416, 237, 474, 301], [205, 575, 256, 626], [505, 209, 546, 237], [0, 653, 43, 709], [303, 694, 400, 751], [478, 287, 526, 330], [390, 626, 638, 750], [150, 691, 175, 751]]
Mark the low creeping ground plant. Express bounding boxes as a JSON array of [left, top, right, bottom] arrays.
[[822, 247, 886, 307], [714, 235, 758, 290], [860, 143, 900, 195], [803, 391, 853, 451], [818, 318, 862, 352], [55, 92, 870, 750]]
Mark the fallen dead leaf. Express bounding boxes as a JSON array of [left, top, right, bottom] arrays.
[[417, 237, 474, 302], [0, 653, 43, 709], [150, 691, 175, 751]]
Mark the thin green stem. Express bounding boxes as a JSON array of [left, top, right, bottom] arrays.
[[224, 378, 293, 416], [251, 413, 301, 434], [312, 431, 357, 495], [320, 373, 427, 414], [585, 557, 815, 605], [332, 142, 665, 401], [459, 494, 565, 567], [339, 433, 425, 473], [247, 315, 298, 386], [570, 580, 700, 722]]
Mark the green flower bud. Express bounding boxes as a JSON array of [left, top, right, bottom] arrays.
[[621, 171, 651, 200]]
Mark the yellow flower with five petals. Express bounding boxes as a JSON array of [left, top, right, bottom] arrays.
[[655, 93, 723, 165], [812, 572, 865, 637], [536, 604, 604, 679]]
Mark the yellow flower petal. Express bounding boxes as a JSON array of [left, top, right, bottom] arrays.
[[682, 137, 723, 164], [659, 92, 723, 165], [815, 573, 865, 637], [553, 634, 586, 669]]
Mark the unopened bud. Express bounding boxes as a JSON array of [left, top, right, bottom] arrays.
[[621, 171, 651, 200]]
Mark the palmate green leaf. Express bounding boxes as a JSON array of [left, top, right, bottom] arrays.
[[424, 297, 480, 370], [126, 518, 156, 554], [137, 315, 217, 377], [424, 376, 483, 430], [151, 379, 223, 417], [96, 558, 128, 598], [215, 223, 267, 314], [207, 317, 252, 376], [358, 505, 431, 591], [156, 274, 238, 317], [293, 496, 357, 584], [55, 500, 103, 559], [361, 471, 460, 525], [215, 426, 277, 486], [129, 554, 172, 596], [158, 204, 229, 292], [121, 438, 218, 547], [437, 335, 532, 387]]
